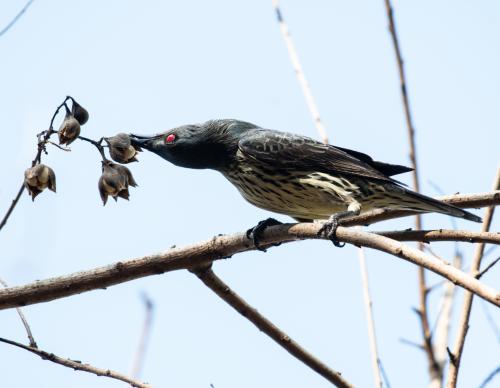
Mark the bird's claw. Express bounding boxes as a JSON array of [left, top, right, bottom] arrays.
[[246, 218, 283, 251], [318, 216, 345, 248]]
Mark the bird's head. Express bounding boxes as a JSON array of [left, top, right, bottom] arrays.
[[130, 120, 255, 170]]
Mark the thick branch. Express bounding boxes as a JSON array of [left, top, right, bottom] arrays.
[[0, 217, 499, 311], [193, 266, 352, 387], [0, 337, 151, 388]]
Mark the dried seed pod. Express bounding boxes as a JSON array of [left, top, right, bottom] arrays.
[[98, 161, 138, 205], [71, 99, 89, 125], [58, 106, 81, 145], [105, 133, 142, 163], [24, 164, 56, 201]]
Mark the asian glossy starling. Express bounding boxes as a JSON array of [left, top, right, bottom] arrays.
[[130, 119, 481, 246]]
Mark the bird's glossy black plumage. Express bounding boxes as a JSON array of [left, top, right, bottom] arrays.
[[130, 119, 481, 227]]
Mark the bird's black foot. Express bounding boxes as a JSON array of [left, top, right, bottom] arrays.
[[318, 215, 345, 247], [246, 218, 283, 251], [317, 210, 359, 247]]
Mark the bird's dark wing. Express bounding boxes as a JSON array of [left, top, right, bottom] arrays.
[[334, 146, 413, 177], [238, 130, 410, 182]]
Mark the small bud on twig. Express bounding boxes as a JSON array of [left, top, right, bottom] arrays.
[[24, 164, 56, 201], [58, 106, 81, 146], [71, 99, 89, 125], [98, 161, 138, 205], [105, 133, 142, 164]]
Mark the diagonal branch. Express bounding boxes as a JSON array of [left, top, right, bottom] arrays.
[[446, 166, 500, 387], [0, 0, 35, 38], [0, 337, 151, 388], [0, 215, 499, 311], [376, 230, 500, 245], [192, 265, 352, 387]]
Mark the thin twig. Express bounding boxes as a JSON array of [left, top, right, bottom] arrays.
[[447, 166, 500, 387], [0, 96, 71, 232], [376, 230, 500, 245], [271, 0, 328, 143], [0, 184, 26, 231], [382, 0, 440, 383], [191, 265, 352, 388], [0, 218, 499, 310], [400, 337, 425, 350], [0, 0, 35, 38], [478, 366, 500, 388], [0, 337, 151, 388], [433, 254, 461, 372], [130, 293, 155, 379], [357, 244, 382, 387], [77, 136, 107, 161], [378, 359, 392, 388], [0, 278, 37, 348], [477, 256, 500, 279]]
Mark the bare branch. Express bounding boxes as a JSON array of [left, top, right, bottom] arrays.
[[0, 0, 35, 38], [477, 256, 500, 280], [271, 0, 328, 143], [383, 0, 441, 381], [377, 230, 500, 245], [0, 337, 151, 388], [357, 245, 382, 387], [433, 254, 461, 372], [478, 366, 500, 388], [341, 191, 500, 227], [192, 266, 352, 388], [0, 216, 499, 310], [447, 166, 500, 387]]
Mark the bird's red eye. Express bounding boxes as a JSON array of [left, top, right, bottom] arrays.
[[165, 134, 176, 144]]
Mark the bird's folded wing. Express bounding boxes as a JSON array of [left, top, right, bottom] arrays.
[[238, 130, 409, 183]]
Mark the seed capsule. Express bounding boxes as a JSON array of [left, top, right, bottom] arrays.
[[105, 133, 142, 164], [98, 161, 137, 205], [71, 99, 89, 125], [58, 106, 81, 145], [24, 164, 56, 201]]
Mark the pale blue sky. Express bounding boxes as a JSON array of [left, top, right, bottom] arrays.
[[1, 1, 499, 387]]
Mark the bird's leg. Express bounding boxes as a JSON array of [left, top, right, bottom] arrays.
[[246, 217, 283, 252], [318, 203, 360, 247]]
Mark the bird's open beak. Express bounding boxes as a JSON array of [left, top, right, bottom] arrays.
[[129, 134, 157, 150]]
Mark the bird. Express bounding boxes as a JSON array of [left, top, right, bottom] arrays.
[[130, 119, 481, 247]]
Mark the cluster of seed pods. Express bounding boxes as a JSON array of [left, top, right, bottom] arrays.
[[24, 98, 141, 205]]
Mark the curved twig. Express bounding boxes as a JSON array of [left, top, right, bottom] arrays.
[[0, 278, 37, 347], [0, 337, 151, 388]]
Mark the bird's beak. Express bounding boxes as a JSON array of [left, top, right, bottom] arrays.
[[129, 134, 157, 150]]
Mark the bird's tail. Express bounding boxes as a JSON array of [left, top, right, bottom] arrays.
[[397, 189, 482, 223]]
